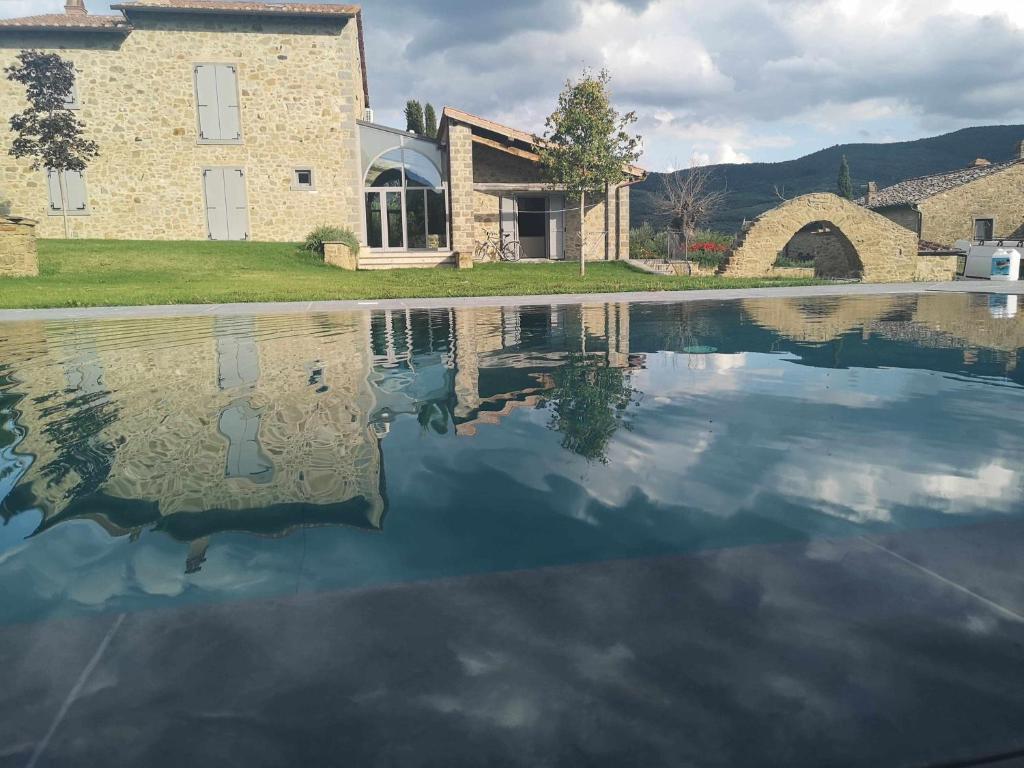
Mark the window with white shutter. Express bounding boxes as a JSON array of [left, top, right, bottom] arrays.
[[46, 169, 89, 216], [194, 63, 242, 144]]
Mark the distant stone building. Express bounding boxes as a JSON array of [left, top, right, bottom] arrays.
[[862, 141, 1024, 245], [0, 0, 642, 267]]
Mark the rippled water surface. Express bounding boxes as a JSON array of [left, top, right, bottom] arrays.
[[2, 292, 1024, 767]]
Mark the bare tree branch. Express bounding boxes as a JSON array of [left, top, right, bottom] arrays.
[[653, 162, 728, 259]]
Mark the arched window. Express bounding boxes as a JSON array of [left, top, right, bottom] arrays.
[[365, 149, 447, 250]]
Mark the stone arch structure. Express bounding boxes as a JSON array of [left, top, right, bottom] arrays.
[[721, 193, 919, 282]]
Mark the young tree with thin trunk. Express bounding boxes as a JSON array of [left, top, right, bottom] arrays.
[[654, 162, 727, 260], [837, 154, 853, 199], [538, 70, 641, 277], [6, 50, 98, 239], [404, 99, 424, 135], [423, 103, 438, 139]]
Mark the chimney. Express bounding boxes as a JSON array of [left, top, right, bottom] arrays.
[[972, 158, 991, 167], [65, 0, 88, 16], [865, 181, 877, 206], [1016, 139, 1024, 161]]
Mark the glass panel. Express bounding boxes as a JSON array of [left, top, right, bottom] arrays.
[[366, 149, 403, 187], [365, 192, 383, 248], [427, 190, 447, 248], [386, 191, 404, 249], [406, 190, 427, 249], [975, 219, 994, 240], [403, 150, 443, 188]]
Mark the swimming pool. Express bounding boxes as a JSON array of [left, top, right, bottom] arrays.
[[2, 292, 1023, 766]]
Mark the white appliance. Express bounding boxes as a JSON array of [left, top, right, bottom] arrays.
[[954, 240, 1023, 281]]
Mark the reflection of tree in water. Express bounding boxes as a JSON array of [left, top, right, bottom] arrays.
[[34, 389, 121, 501], [542, 354, 640, 463]]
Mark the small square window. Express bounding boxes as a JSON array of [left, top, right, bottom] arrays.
[[974, 218, 994, 241], [292, 168, 315, 191]]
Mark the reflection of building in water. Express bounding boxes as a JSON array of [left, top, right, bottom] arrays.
[[365, 303, 641, 438], [6, 314, 385, 573], [741, 293, 1023, 374]]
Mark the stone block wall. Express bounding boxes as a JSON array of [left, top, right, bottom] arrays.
[[915, 254, 959, 282], [918, 163, 1024, 244], [448, 123, 475, 262], [0, 14, 365, 242], [0, 216, 37, 277], [324, 241, 356, 270]]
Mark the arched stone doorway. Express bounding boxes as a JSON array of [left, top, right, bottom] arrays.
[[777, 221, 864, 278], [720, 193, 918, 282]]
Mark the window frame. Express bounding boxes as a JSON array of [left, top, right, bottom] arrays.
[[193, 62, 244, 146], [64, 80, 80, 111], [973, 216, 996, 241], [45, 169, 90, 217], [291, 168, 316, 192]]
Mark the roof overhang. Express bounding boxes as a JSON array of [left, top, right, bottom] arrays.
[[110, 1, 360, 20], [0, 16, 132, 34], [441, 106, 647, 181]]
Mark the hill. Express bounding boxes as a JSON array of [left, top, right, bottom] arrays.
[[631, 124, 1024, 234]]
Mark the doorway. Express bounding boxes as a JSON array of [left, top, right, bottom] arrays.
[[516, 196, 547, 260], [499, 194, 565, 260]]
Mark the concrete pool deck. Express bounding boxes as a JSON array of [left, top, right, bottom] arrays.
[[0, 280, 1022, 322]]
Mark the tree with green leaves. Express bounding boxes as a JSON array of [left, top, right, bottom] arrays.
[[544, 353, 638, 463], [404, 99, 424, 135], [6, 50, 98, 238], [837, 155, 853, 200], [538, 69, 642, 277], [424, 103, 438, 139]]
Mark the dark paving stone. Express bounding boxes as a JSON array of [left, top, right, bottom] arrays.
[[865, 517, 1024, 617], [11, 534, 1024, 768], [0, 613, 123, 767]]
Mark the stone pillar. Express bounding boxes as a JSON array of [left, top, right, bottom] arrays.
[[448, 122, 475, 267], [324, 241, 356, 270], [618, 186, 630, 260], [865, 181, 877, 207], [0, 216, 39, 278]]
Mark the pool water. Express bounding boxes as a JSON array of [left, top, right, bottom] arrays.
[[2, 292, 1024, 767]]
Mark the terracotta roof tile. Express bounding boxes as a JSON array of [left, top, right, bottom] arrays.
[[0, 14, 130, 31], [863, 160, 1021, 208], [111, 0, 360, 17]]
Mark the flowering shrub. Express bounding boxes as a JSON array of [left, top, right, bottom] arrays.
[[687, 241, 727, 253]]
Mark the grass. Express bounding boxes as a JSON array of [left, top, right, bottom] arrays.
[[0, 239, 827, 310]]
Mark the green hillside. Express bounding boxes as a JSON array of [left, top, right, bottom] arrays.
[[632, 124, 1024, 234]]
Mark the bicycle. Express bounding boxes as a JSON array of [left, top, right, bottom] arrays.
[[474, 230, 522, 262]]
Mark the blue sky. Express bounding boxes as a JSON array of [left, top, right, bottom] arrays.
[[4, 0, 1024, 170]]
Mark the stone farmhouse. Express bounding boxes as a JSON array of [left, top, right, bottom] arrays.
[[0, 0, 643, 268], [862, 141, 1024, 246]]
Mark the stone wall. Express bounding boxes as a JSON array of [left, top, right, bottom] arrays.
[[918, 163, 1024, 244], [448, 123, 475, 263], [0, 14, 365, 242], [722, 193, 919, 282], [876, 206, 921, 236], [915, 253, 958, 282], [0, 216, 37, 277], [324, 241, 356, 270]]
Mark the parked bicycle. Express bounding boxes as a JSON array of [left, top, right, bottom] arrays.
[[475, 230, 523, 262]]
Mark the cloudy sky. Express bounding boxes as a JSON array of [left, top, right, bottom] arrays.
[[4, 0, 1024, 169]]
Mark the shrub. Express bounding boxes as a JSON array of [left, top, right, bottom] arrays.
[[630, 222, 668, 260], [302, 225, 360, 258]]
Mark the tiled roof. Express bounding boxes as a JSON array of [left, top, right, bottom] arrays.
[[863, 160, 1021, 208], [111, 0, 360, 17], [442, 107, 647, 179], [0, 14, 130, 31], [918, 240, 965, 255]]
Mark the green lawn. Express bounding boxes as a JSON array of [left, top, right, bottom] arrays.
[[0, 239, 826, 310]]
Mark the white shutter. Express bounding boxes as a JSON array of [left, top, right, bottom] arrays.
[[500, 195, 516, 241], [46, 170, 63, 212], [224, 168, 250, 241], [203, 168, 229, 240], [194, 64, 221, 141], [215, 65, 241, 142], [548, 194, 565, 260], [64, 171, 88, 212]]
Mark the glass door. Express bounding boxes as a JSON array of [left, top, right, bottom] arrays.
[[386, 191, 404, 250], [366, 190, 408, 251]]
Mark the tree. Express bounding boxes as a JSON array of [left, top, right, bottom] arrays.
[[654, 162, 727, 260], [404, 99, 424, 135], [538, 70, 641, 277], [544, 353, 638, 463], [424, 103, 438, 139], [837, 154, 853, 199], [6, 50, 98, 239]]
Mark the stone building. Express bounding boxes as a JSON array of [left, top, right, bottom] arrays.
[[0, 0, 643, 267], [863, 140, 1024, 246]]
